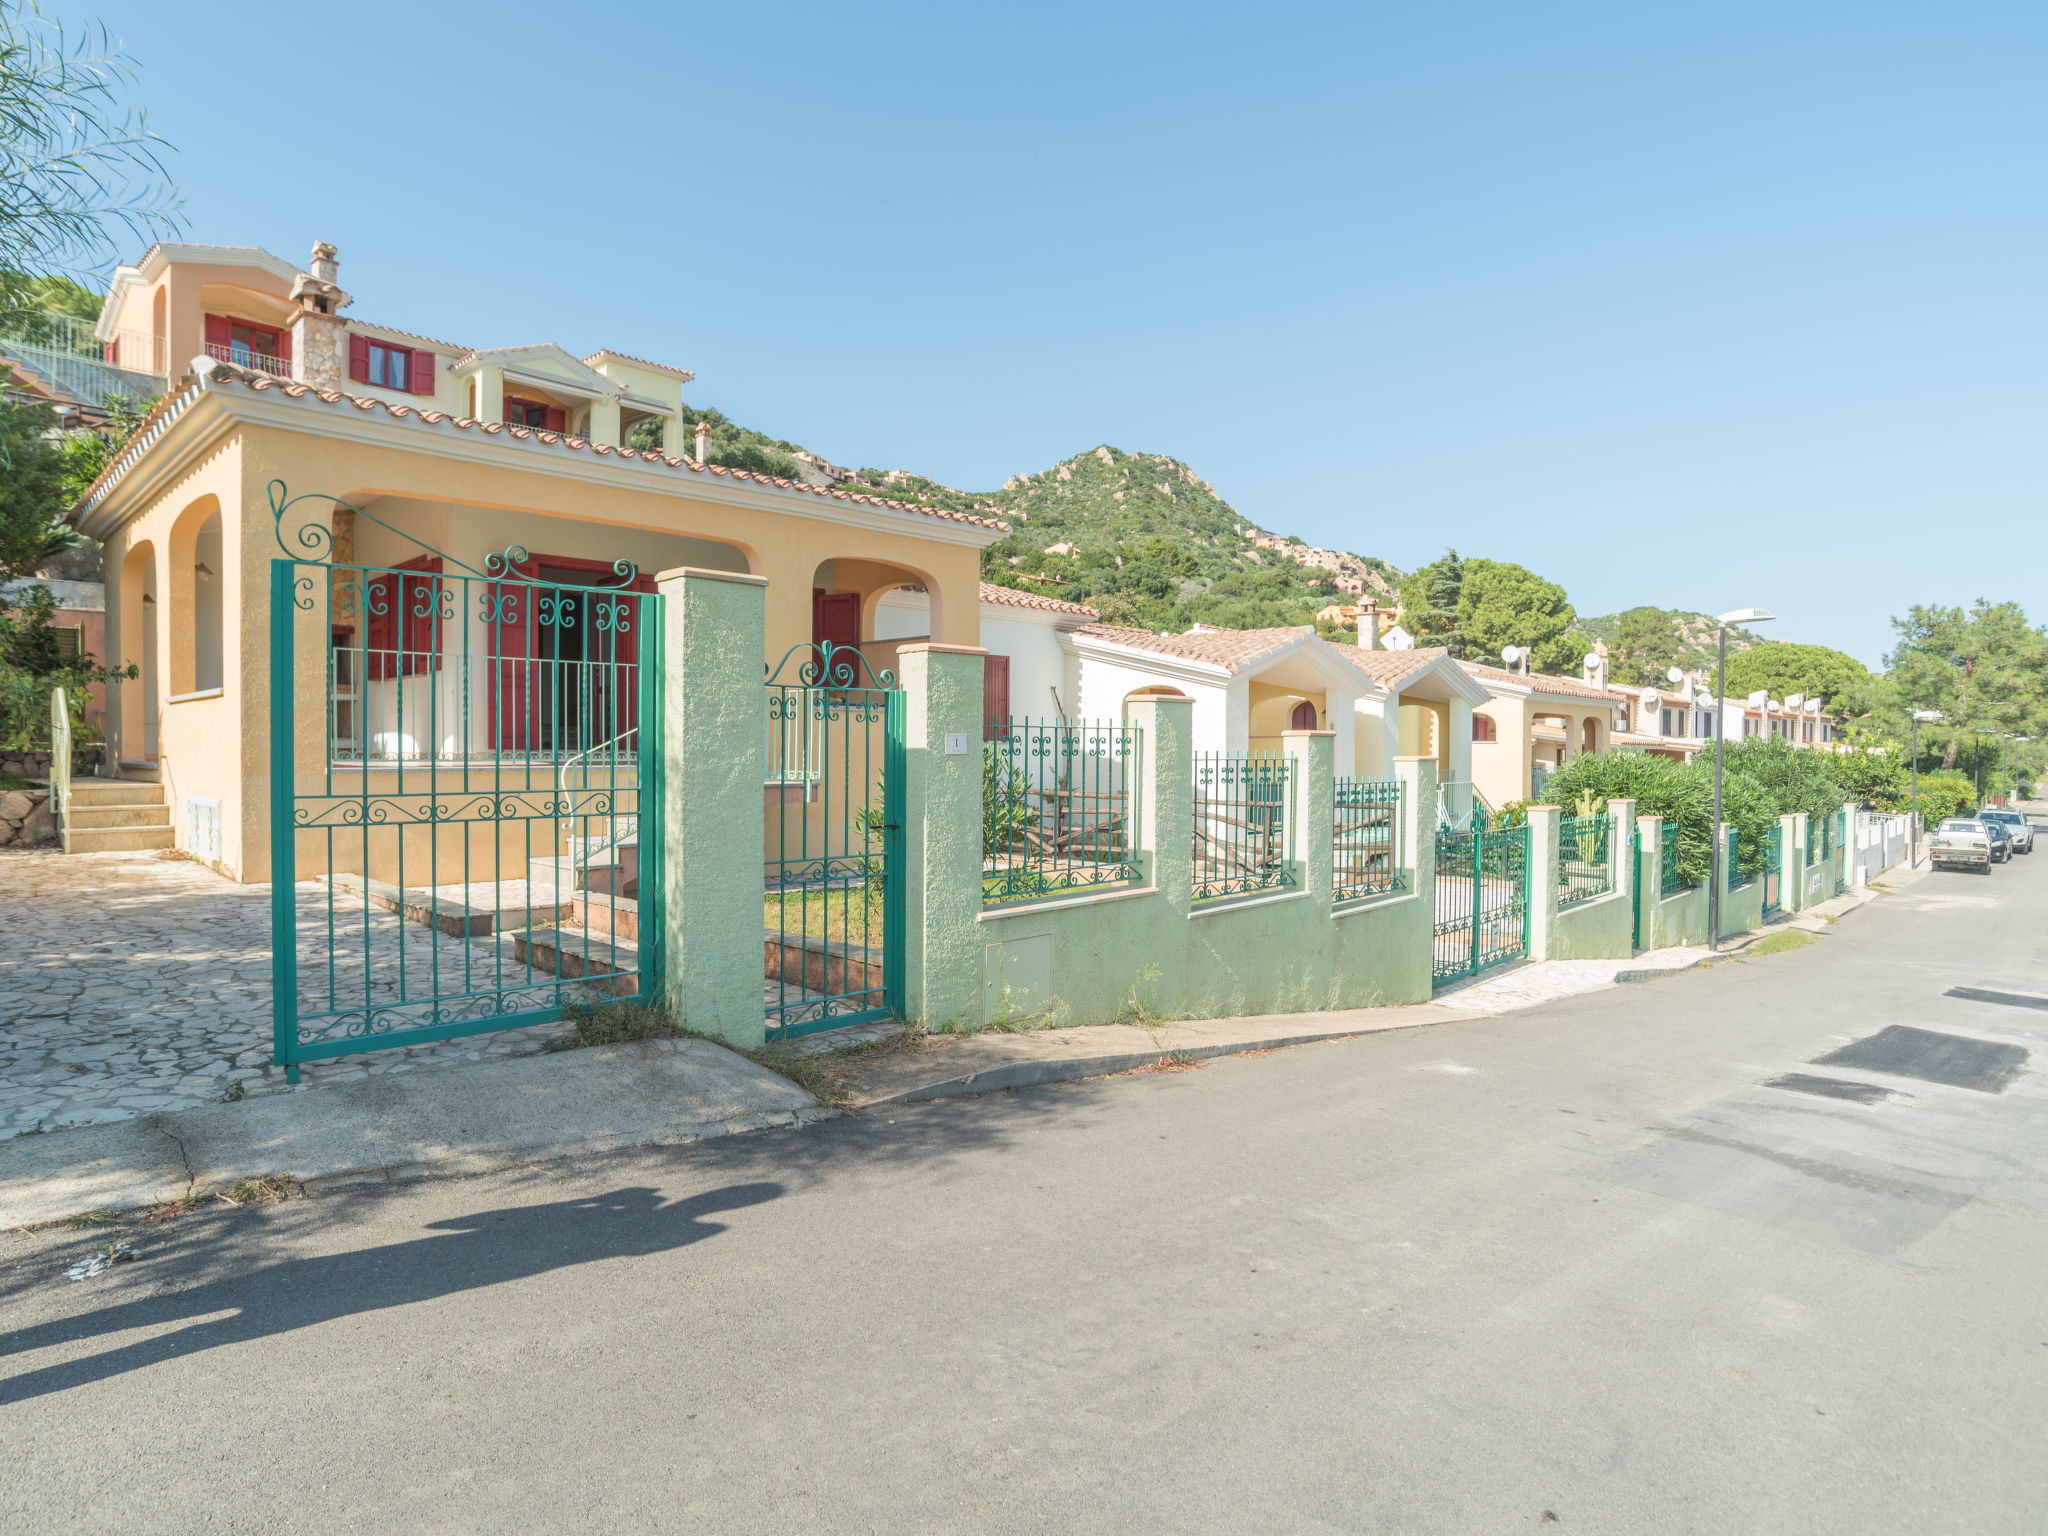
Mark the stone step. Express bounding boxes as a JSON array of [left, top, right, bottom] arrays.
[[508, 925, 640, 986], [63, 825, 176, 853], [66, 803, 171, 830], [116, 760, 162, 784], [66, 778, 164, 807], [572, 892, 640, 941]]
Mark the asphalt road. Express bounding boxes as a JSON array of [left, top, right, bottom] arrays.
[[6, 858, 2048, 1534]]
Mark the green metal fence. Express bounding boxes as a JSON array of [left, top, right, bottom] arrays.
[[1434, 822, 1530, 982], [763, 642, 904, 1040], [1726, 829, 1744, 890], [269, 486, 661, 1081], [1557, 813, 1613, 907], [983, 717, 1141, 906], [1192, 753, 1295, 902], [1828, 810, 1846, 891], [1334, 775, 1406, 903], [1659, 832, 1696, 897]]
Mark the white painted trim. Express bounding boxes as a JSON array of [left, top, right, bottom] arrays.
[[166, 688, 225, 704], [98, 245, 311, 340], [1188, 888, 1313, 919], [1332, 888, 1419, 919], [976, 885, 1162, 922]]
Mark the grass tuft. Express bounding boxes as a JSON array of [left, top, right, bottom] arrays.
[[560, 999, 685, 1048], [1749, 929, 1820, 957]]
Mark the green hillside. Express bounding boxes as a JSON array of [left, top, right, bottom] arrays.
[[1578, 608, 1767, 685]]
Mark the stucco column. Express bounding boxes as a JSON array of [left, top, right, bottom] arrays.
[[1395, 754, 1436, 908], [1636, 814, 1665, 948], [587, 396, 622, 448], [1447, 696, 1473, 788], [1130, 694, 1194, 915], [471, 368, 505, 425], [1526, 803, 1562, 960], [1607, 798, 1637, 907], [899, 642, 987, 1031], [1282, 729, 1336, 906], [1785, 813, 1809, 911], [657, 565, 769, 1048], [1714, 823, 1739, 938], [1328, 686, 1359, 777]]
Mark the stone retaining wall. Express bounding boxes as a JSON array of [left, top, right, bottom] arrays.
[[0, 787, 55, 847]]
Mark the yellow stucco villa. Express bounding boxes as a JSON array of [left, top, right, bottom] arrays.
[[70, 241, 1007, 880]]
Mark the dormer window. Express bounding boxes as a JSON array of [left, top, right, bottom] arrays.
[[504, 395, 566, 431], [347, 334, 436, 395], [204, 314, 290, 374]]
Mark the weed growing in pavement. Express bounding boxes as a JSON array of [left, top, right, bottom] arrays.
[[14, 1119, 44, 1137], [1749, 929, 1820, 957], [66, 1209, 117, 1228], [139, 1191, 211, 1224], [222, 1079, 245, 1103], [225, 1174, 305, 1205], [559, 999, 685, 1048]]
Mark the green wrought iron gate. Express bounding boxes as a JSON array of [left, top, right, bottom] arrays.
[[1433, 822, 1530, 984], [763, 642, 904, 1041], [269, 485, 662, 1079], [1762, 825, 1783, 917]]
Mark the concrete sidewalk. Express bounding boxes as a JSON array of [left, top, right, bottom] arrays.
[[0, 1038, 821, 1227]]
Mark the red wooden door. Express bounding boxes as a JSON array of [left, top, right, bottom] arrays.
[[983, 653, 1010, 737]]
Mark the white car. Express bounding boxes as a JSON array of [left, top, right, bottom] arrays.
[[1976, 808, 2035, 854], [1931, 818, 1992, 873]]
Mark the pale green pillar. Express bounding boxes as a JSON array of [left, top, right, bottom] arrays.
[[1282, 729, 1336, 907], [1130, 695, 1194, 912], [1777, 812, 1802, 912], [656, 565, 768, 1048], [1526, 803, 1561, 959], [899, 643, 987, 1031], [1394, 755, 1437, 906]]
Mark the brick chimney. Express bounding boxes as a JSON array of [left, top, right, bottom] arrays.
[[1357, 600, 1380, 651], [693, 419, 712, 463], [288, 241, 352, 387]]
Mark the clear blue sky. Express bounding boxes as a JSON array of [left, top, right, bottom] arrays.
[[84, 0, 2046, 665]]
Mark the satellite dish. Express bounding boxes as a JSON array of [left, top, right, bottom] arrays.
[[1637, 686, 1660, 708], [1666, 666, 1685, 684], [1500, 645, 1520, 664], [1747, 689, 1769, 709], [1584, 652, 1602, 669]]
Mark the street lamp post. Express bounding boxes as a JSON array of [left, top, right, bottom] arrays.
[[1708, 608, 1775, 952], [1911, 710, 1941, 866]]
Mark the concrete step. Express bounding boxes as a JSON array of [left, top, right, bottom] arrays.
[[508, 925, 640, 987], [66, 803, 171, 830], [66, 778, 164, 807], [116, 760, 162, 784], [63, 825, 176, 853]]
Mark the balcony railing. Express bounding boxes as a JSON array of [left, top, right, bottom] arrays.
[[204, 340, 290, 376]]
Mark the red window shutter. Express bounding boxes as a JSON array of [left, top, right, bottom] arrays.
[[488, 553, 539, 750], [276, 328, 293, 369], [983, 653, 1010, 738], [816, 593, 859, 648], [397, 556, 444, 677], [543, 406, 565, 432], [348, 333, 370, 382], [412, 350, 435, 395], [203, 314, 230, 352], [364, 574, 397, 681]]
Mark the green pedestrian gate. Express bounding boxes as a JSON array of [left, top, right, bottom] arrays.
[[1433, 822, 1530, 985], [763, 642, 905, 1041], [268, 486, 662, 1080]]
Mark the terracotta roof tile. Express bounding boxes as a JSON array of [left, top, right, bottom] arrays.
[[1459, 660, 1622, 702], [978, 582, 1098, 618], [1072, 624, 1314, 671], [349, 319, 470, 354], [74, 361, 1013, 534], [1345, 646, 1450, 687]]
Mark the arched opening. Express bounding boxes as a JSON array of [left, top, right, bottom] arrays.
[[1123, 685, 1187, 720], [1289, 700, 1318, 731], [118, 540, 158, 760], [809, 556, 943, 687], [1472, 713, 1498, 743], [1581, 717, 1599, 754], [167, 495, 224, 695]]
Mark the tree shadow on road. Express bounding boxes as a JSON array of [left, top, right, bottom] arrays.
[[0, 1182, 779, 1405]]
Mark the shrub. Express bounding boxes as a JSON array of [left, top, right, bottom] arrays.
[[1538, 750, 1714, 887]]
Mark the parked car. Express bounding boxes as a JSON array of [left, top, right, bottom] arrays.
[[1982, 818, 2014, 862], [1930, 818, 1992, 873], [1976, 807, 2035, 854]]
